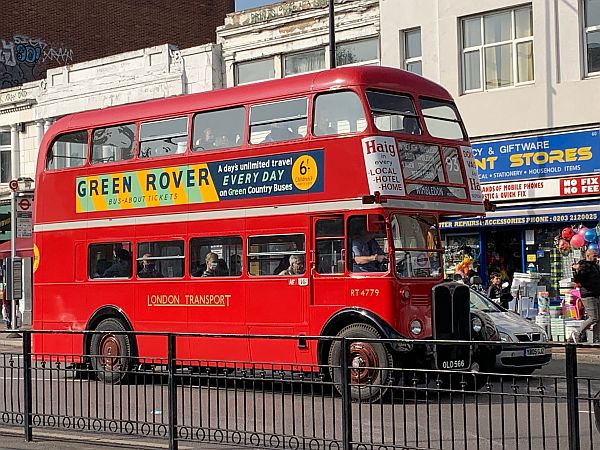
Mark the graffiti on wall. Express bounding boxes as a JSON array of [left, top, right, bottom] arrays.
[[0, 35, 73, 88]]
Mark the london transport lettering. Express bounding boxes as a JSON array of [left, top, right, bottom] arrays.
[[472, 129, 599, 183], [76, 150, 324, 212], [147, 294, 231, 307]]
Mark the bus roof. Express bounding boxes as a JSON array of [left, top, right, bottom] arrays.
[[53, 66, 453, 132]]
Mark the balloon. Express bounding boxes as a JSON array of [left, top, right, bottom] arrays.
[[562, 227, 575, 240], [578, 227, 589, 236], [584, 229, 598, 242], [588, 243, 599, 252], [571, 234, 585, 248]]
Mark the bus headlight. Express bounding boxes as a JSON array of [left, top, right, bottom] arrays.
[[471, 316, 483, 334], [410, 319, 423, 336]]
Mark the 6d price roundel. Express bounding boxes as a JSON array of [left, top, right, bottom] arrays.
[[292, 155, 318, 191]]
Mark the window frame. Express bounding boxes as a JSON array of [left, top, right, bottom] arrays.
[[45, 130, 89, 172], [247, 233, 306, 277], [402, 27, 423, 75], [235, 57, 276, 86], [136, 240, 185, 279], [335, 37, 380, 67], [461, 5, 534, 93], [0, 131, 11, 183], [584, 0, 600, 77], [90, 123, 136, 165], [249, 97, 308, 145], [189, 235, 243, 278], [283, 47, 326, 77]]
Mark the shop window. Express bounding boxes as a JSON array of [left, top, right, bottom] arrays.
[[247, 234, 305, 276], [190, 236, 243, 277], [89, 242, 132, 279]]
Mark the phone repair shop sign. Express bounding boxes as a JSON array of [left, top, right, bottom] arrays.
[[16, 196, 33, 238], [472, 128, 600, 183]]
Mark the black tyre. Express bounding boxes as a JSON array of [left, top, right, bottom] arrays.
[[90, 318, 133, 384], [328, 323, 394, 402]]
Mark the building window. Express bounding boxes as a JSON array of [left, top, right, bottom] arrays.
[[461, 6, 534, 92], [336, 38, 380, 66], [235, 58, 276, 85], [0, 132, 11, 183], [584, 0, 600, 75], [403, 28, 422, 75], [284, 48, 325, 77]]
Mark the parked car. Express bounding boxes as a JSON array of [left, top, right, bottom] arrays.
[[469, 288, 552, 374]]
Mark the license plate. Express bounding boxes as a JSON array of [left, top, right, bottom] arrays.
[[525, 347, 545, 356]]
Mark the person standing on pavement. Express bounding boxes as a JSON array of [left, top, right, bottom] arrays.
[[572, 249, 600, 343]]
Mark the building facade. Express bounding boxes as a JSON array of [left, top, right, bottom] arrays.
[[381, 0, 600, 295]]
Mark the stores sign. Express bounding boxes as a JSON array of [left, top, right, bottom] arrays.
[[473, 129, 600, 183]]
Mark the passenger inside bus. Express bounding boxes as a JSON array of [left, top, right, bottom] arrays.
[[314, 114, 336, 136], [103, 249, 132, 278], [350, 220, 387, 272], [196, 127, 216, 149], [278, 255, 305, 276], [137, 253, 163, 278], [264, 122, 300, 143]]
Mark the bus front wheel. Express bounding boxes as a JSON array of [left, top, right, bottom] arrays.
[[90, 318, 133, 384], [328, 323, 394, 402]]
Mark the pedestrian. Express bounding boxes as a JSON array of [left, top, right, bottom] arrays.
[[572, 249, 600, 343], [487, 272, 512, 308]]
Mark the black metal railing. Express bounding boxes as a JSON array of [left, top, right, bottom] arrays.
[[0, 330, 599, 449]]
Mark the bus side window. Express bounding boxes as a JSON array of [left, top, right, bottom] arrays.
[[315, 218, 345, 274], [89, 242, 132, 279], [247, 234, 305, 276], [313, 91, 367, 137], [190, 236, 243, 278], [139, 117, 188, 159], [137, 240, 185, 279], [91, 124, 135, 164], [46, 131, 88, 171], [249, 98, 308, 144], [192, 107, 245, 152]]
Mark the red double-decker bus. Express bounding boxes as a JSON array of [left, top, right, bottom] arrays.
[[33, 66, 484, 400]]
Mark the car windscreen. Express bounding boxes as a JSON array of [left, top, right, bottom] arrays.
[[469, 289, 503, 313]]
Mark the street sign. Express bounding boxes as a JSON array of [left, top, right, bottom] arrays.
[[6, 256, 22, 301], [8, 180, 18, 191], [16, 195, 33, 238]]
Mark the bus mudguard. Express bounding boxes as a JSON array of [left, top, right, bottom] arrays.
[[318, 307, 412, 365]]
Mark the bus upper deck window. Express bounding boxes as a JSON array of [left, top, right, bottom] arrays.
[[192, 107, 245, 152], [91, 124, 135, 164], [366, 91, 421, 135], [419, 98, 465, 140], [139, 117, 188, 159], [313, 91, 367, 136], [249, 98, 307, 144], [46, 131, 88, 171]]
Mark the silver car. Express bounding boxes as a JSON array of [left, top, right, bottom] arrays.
[[470, 288, 551, 374]]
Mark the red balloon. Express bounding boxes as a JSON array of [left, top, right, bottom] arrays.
[[578, 227, 589, 236], [562, 227, 575, 240], [571, 234, 585, 248]]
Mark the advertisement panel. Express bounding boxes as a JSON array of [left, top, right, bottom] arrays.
[[473, 129, 600, 183]]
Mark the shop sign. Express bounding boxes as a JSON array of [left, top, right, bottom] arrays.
[[482, 174, 600, 201], [473, 129, 600, 183], [440, 211, 599, 229]]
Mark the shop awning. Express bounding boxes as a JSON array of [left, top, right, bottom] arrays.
[[441, 199, 600, 229], [0, 237, 34, 258]]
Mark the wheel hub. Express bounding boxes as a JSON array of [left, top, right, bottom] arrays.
[[99, 335, 122, 371], [349, 341, 380, 384]]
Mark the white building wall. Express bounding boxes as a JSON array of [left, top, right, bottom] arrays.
[[380, 0, 600, 139], [218, 0, 380, 87]]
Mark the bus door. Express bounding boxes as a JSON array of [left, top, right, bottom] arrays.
[[246, 232, 308, 364], [311, 216, 347, 307]]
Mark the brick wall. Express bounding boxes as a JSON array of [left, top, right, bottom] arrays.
[[1, 0, 234, 86]]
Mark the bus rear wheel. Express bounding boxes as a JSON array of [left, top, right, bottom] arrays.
[[90, 318, 133, 384], [328, 323, 394, 402]]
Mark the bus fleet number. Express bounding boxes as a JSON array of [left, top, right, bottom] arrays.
[[350, 289, 380, 297]]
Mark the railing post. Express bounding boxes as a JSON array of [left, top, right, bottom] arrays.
[[22, 330, 32, 441], [167, 334, 178, 450], [565, 343, 580, 450], [340, 337, 352, 450]]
